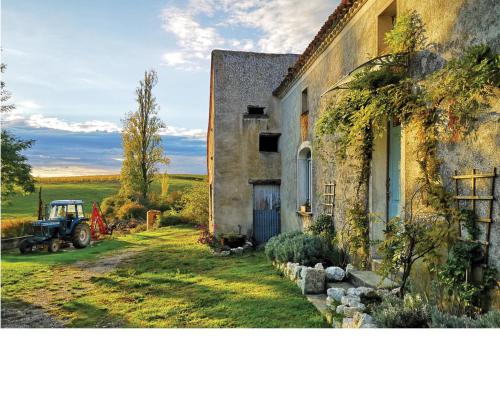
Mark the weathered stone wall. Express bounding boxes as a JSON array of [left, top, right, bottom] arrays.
[[209, 50, 298, 236], [278, 0, 500, 270]]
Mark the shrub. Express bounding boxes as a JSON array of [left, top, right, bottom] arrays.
[[100, 195, 129, 218], [430, 309, 500, 328], [158, 210, 185, 226], [116, 201, 146, 220], [308, 214, 335, 240], [166, 191, 184, 211], [179, 182, 208, 225], [130, 223, 147, 233], [1, 217, 34, 238], [430, 241, 496, 315], [265, 231, 339, 266], [373, 294, 431, 328]]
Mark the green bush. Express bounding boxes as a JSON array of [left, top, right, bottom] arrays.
[[116, 201, 146, 220], [308, 214, 335, 239], [373, 294, 431, 328], [179, 182, 208, 225], [430, 309, 500, 328], [100, 195, 129, 218], [158, 210, 185, 226], [265, 231, 339, 266]]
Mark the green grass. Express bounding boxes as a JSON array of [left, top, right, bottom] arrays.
[[1, 174, 205, 219], [1, 226, 327, 328]]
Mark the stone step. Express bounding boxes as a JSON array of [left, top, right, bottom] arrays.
[[327, 281, 355, 290], [347, 269, 398, 289], [305, 294, 334, 325]]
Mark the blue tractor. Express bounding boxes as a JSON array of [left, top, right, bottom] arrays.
[[19, 200, 92, 253]]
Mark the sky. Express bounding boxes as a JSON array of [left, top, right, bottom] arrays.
[[1, 0, 339, 176]]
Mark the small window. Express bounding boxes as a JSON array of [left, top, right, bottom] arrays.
[[301, 88, 308, 114], [247, 105, 265, 115], [259, 133, 280, 152], [378, 1, 397, 55]]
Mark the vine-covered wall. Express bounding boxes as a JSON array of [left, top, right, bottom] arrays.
[[277, 0, 500, 271]]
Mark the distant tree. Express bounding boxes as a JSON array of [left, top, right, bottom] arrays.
[[1, 63, 35, 203], [120, 70, 169, 201]]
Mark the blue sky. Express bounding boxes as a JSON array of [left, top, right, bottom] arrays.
[[1, 0, 338, 176]]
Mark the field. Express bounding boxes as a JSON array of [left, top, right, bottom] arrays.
[[1, 174, 205, 220], [1, 226, 326, 328]]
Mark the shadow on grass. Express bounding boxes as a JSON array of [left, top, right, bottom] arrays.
[[1, 298, 63, 328], [1, 238, 136, 267]]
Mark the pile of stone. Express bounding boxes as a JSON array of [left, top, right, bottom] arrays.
[[326, 286, 387, 328], [214, 241, 253, 257], [274, 261, 348, 295]]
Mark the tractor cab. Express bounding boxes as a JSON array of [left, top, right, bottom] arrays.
[[48, 200, 85, 222]]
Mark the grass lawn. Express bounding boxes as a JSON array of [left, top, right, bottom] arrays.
[[1, 174, 205, 219], [1, 226, 327, 328]]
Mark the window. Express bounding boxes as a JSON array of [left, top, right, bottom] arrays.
[[297, 145, 312, 211], [377, 1, 397, 55], [301, 88, 309, 114], [301, 88, 309, 141], [259, 133, 280, 152], [247, 105, 265, 115]]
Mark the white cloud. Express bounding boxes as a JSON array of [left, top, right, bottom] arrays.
[[26, 114, 120, 133], [159, 126, 205, 140], [161, 5, 224, 69], [160, 0, 338, 70]]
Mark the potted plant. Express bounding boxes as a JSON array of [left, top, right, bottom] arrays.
[[300, 201, 311, 213]]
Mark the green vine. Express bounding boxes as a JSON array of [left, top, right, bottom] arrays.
[[315, 10, 499, 278]]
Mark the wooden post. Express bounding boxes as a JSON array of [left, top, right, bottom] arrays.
[[37, 186, 44, 220]]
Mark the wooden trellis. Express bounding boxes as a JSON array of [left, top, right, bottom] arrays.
[[453, 168, 497, 264], [322, 182, 336, 216]]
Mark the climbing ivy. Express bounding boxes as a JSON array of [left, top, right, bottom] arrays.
[[315, 10, 499, 275]]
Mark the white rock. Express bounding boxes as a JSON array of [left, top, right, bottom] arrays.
[[347, 287, 375, 297], [391, 287, 401, 295], [345, 264, 355, 278], [231, 247, 244, 255], [325, 266, 346, 282], [341, 295, 362, 307], [291, 265, 303, 280], [299, 268, 326, 295], [326, 296, 336, 308], [314, 263, 324, 270], [336, 305, 345, 314], [300, 267, 311, 279], [245, 241, 253, 247], [342, 318, 354, 328], [343, 304, 366, 317], [352, 312, 376, 328], [219, 251, 231, 257], [327, 287, 346, 302]]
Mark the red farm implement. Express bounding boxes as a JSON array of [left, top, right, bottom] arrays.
[[90, 202, 114, 240]]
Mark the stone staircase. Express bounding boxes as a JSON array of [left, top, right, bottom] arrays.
[[305, 267, 398, 326]]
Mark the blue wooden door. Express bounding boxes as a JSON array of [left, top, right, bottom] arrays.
[[388, 120, 401, 220], [253, 185, 280, 243]]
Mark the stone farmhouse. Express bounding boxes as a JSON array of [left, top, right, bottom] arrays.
[[207, 0, 499, 270]]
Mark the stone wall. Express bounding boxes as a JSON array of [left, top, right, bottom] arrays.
[[277, 0, 500, 271]]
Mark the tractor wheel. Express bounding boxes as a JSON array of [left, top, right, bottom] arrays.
[[48, 239, 60, 253], [19, 240, 33, 254], [72, 223, 91, 248]]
